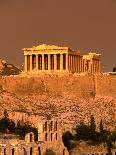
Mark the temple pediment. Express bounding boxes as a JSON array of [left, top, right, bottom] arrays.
[[23, 44, 69, 51]]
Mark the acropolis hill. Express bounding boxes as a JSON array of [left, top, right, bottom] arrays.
[[0, 44, 115, 132]]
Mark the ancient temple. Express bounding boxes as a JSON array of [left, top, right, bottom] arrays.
[[23, 44, 101, 74]]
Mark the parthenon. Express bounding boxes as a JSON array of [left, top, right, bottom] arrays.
[[23, 44, 101, 74]]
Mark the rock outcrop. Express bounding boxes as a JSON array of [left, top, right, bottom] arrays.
[[0, 59, 21, 76]]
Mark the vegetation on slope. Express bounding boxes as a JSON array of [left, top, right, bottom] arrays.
[[62, 115, 116, 153], [0, 110, 38, 141]]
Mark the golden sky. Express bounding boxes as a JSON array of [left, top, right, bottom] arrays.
[[0, 0, 116, 71]]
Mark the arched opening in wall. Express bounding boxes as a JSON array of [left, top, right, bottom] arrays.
[[63, 149, 65, 155], [12, 148, 14, 155], [4, 148, 6, 155], [45, 133, 47, 141], [49, 121, 53, 131], [45, 121, 47, 131], [30, 147, 33, 155], [51, 133, 53, 141], [23, 148, 27, 155], [38, 147, 41, 155], [54, 121, 57, 131], [30, 133, 33, 142], [44, 149, 56, 155], [55, 133, 58, 141]]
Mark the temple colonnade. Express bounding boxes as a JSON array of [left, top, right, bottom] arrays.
[[24, 53, 84, 73]]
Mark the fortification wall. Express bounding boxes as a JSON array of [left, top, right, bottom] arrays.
[[95, 75, 116, 97], [0, 74, 115, 98], [0, 75, 95, 97]]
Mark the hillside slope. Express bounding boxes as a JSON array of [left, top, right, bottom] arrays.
[[0, 91, 115, 131]]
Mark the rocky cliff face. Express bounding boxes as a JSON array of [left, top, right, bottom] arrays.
[[0, 73, 115, 131], [0, 59, 21, 76]]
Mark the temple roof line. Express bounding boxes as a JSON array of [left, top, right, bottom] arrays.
[[23, 44, 70, 51]]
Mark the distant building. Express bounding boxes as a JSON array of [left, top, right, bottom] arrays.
[[23, 44, 101, 74]]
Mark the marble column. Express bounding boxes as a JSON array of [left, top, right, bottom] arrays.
[[66, 53, 68, 71], [71, 55, 73, 72], [79, 56, 81, 72], [36, 54, 38, 70], [98, 60, 100, 73], [24, 55, 27, 72], [69, 55, 71, 71], [54, 54, 57, 70], [42, 54, 44, 70], [60, 54, 63, 70], [75, 56, 77, 72], [30, 54, 32, 71], [48, 54, 51, 70], [74, 55, 77, 72]]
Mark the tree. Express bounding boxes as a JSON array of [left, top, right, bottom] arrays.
[[74, 121, 90, 141], [62, 131, 74, 150], [0, 110, 14, 133], [89, 114, 96, 132], [99, 120, 104, 134]]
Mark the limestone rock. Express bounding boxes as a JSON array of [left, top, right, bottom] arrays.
[[0, 59, 21, 76]]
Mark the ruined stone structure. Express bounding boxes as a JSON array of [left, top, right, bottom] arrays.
[[0, 119, 69, 155], [23, 44, 101, 74]]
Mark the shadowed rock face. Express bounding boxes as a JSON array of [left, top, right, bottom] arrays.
[[0, 59, 21, 76]]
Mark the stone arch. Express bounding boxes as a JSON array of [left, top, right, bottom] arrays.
[[30, 147, 33, 155], [38, 147, 41, 155], [63, 149, 65, 155], [4, 148, 6, 155], [44, 149, 56, 155], [12, 148, 14, 155]]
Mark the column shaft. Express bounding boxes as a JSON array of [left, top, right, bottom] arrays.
[[54, 54, 57, 70], [60, 54, 63, 70], [48, 54, 50, 70], [66, 53, 68, 71], [42, 54, 44, 70], [24, 55, 27, 72], [36, 54, 38, 70], [30, 55, 32, 71]]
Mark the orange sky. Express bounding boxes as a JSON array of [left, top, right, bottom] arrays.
[[0, 0, 116, 71]]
